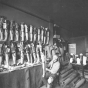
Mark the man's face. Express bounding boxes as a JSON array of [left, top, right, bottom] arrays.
[[52, 55, 58, 62], [52, 50, 55, 56]]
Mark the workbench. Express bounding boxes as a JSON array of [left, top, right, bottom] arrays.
[[0, 64, 42, 88]]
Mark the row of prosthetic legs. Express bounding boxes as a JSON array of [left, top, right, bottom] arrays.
[[0, 41, 45, 68], [0, 17, 50, 45]]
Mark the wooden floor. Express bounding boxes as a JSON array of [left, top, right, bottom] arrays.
[[41, 82, 88, 88]]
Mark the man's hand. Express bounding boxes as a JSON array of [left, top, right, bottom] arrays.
[[46, 68, 50, 72]]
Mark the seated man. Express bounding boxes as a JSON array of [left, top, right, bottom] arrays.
[[39, 49, 60, 88]]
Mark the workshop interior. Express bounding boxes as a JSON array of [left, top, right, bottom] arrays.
[[0, 0, 88, 88]]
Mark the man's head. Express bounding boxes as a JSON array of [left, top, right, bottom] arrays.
[[51, 49, 56, 56], [53, 55, 58, 62]]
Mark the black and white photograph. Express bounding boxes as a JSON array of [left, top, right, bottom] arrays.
[[0, 0, 88, 88]]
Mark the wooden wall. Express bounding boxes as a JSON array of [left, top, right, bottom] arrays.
[[69, 36, 88, 55]]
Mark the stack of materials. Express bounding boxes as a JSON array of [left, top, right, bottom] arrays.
[[84, 70, 88, 81], [66, 78, 85, 88], [60, 65, 77, 87], [78, 69, 88, 81], [59, 65, 86, 88]]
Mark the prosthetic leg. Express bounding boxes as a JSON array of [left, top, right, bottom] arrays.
[[3, 19, 8, 41], [36, 45, 41, 63], [20, 23, 25, 42], [0, 54, 2, 66], [12, 52, 16, 65], [19, 42, 24, 64], [15, 23, 19, 42], [4, 46, 10, 68], [25, 24, 29, 41], [20, 49, 24, 64], [0, 44, 3, 66], [32, 44, 37, 64], [25, 44, 31, 63], [0, 17, 4, 41], [9, 20, 15, 41]]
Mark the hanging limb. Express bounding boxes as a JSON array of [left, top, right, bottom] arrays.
[[15, 30, 19, 42], [14, 23, 19, 42], [0, 18, 3, 41], [24, 44, 30, 63], [3, 29, 8, 41], [26, 52, 30, 63], [26, 44, 30, 63], [36, 45, 41, 63], [26, 44, 32, 64], [41, 51, 46, 78], [36, 48, 40, 63], [20, 50, 24, 64], [0, 28, 3, 41], [0, 55, 2, 66], [25, 24, 29, 41], [19, 42, 24, 64], [20, 23, 25, 42], [33, 51, 37, 64], [4, 46, 10, 68], [9, 20, 15, 41], [2, 19, 8, 41], [45, 45, 51, 59], [30, 44, 33, 64], [12, 52, 16, 65], [32, 43, 37, 64], [0, 44, 3, 66]]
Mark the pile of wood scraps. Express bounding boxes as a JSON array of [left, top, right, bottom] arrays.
[[59, 65, 86, 88]]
